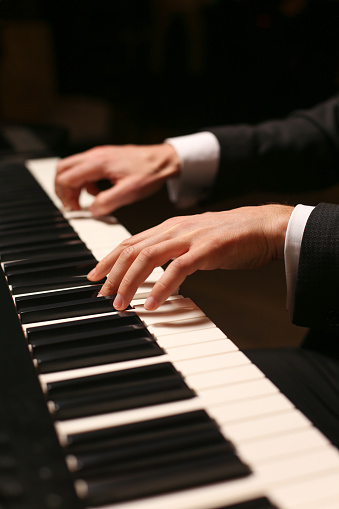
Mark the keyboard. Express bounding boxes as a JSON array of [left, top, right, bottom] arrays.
[[1, 157, 339, 509]]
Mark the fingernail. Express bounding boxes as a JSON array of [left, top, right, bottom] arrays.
[[87, 268, 97, 279], [113, 293, 123, 309], [145, 296, 156, 311]]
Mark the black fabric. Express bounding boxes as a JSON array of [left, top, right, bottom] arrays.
[[301, 328, 339, 358], [206, 95, 339, 203], [245, 347, 339, 448], [293, 203, 339, 333]]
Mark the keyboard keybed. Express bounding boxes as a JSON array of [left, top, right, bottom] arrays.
[[1, 158, 339, 509]]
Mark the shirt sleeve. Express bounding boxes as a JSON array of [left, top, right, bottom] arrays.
[[165, 131, 220, 208], [284, 204, 314, 318]]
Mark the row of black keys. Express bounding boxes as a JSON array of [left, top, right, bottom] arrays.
[[0, 166, 167, 376], [0, 163, 279, 508]]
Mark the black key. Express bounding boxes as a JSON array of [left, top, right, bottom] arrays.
[[66, 410, 213, 452], [66, 411, 235, 474], [215, 498, 280, 509], [10, 275, 105, 295], [77, 452, 249, 506], [15, 285, 102, 311], [74, 431, 234, 477], [0, 230, 77, 250], [0, 214, 66, 232], [4, 250, 95, 274], [6, 259, 96, 286], [0, 223, 74, 245], [19, 295, 117, 324], [47, 363, 195, 420], [0, 208, 61, 226], [34, 334, 163, 373], [0, 197, 53, 211], [31, 322, 146, 352], [26, 312, 143, 347], [0, 239, 86, 263]]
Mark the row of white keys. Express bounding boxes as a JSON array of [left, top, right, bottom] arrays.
[[32, 297, 339, 509], [25, 160, 339, 508]]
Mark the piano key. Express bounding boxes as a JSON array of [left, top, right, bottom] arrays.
[[47, 362, 196, 420], [15, 284, 102, 310], [66, 415, 236, 475], [0, 223, 75, 245], [255, 447, 339, 486], [34, 335, 164, 374], [134, 297, 206, 325], [25, 311, 142, 345], [64, 410, 222, 451], [19, 294, 118, 324], [10, 274, 105, 295], [7, 157, 339, 509], [220, 409, 312, 444], [214, 499, 280, 509], [3, 249, 94, 273], [0, 214, 67, 232], [54, 376, 279, 438], [235, 426, 331, 464], [0, 230, 78, 251], [294, 499, 339, 509], [270, 469, 339, 508], [0, 198, 55, 213], [5, 258, 96, 284], [0, 238, 86, 263], [76, 452, 249, 507]]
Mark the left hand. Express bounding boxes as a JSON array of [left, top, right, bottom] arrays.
[[88, 204, 293, 310]]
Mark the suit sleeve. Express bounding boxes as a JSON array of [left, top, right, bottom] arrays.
[[206, 95, 339, 203], [293, 203, 339, 333]]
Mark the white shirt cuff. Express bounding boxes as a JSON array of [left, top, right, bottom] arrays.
[[165, 131, 220, 208], [284, 204, 314, 318]]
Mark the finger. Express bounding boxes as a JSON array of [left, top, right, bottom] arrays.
[[55, 162, 109, 210], [102, 239, 189, 310], [87, 221, 177, 281], [56, 152, 89, 175], [56, 162, 108, 190], [55, 182, 81, 210], [89, 177, 143, 216], [144, 250, 203, 310]]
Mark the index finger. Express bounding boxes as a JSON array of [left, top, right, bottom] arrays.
[[56, 152, 88, 175]]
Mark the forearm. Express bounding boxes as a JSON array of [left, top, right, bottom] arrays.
[[209, 96, 339, 202]]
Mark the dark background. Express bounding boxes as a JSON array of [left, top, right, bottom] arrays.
[[1, 0, 339, 348]]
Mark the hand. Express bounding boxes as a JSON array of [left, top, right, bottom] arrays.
[[88, 204, 293, 310], [55, 143, 180, 216]]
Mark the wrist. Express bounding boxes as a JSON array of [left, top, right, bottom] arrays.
[[266, 204, 294, 260], [148, 143, 181, 180]]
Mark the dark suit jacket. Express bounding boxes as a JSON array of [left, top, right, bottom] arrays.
[[294, 202, 339, 335], [206, 96, 339, 333], [208, 95, 339, 201]]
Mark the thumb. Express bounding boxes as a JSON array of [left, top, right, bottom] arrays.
[[89, 178, 139, 216]]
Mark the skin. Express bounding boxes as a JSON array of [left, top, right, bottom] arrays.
[[87, 204, 294, 311], [55, 144, 180, 216]]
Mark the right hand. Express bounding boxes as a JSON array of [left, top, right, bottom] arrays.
[[55, 143, 180, 216], [89, 204, 293, 311]]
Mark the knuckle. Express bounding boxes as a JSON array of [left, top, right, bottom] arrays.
[[120, 245, 136, 262], [170, 256, 188, 274], [139, 246, 156, 262]]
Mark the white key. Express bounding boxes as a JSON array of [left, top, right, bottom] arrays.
[[272, 469, 339, 507], [24, 158, 339, 509]]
